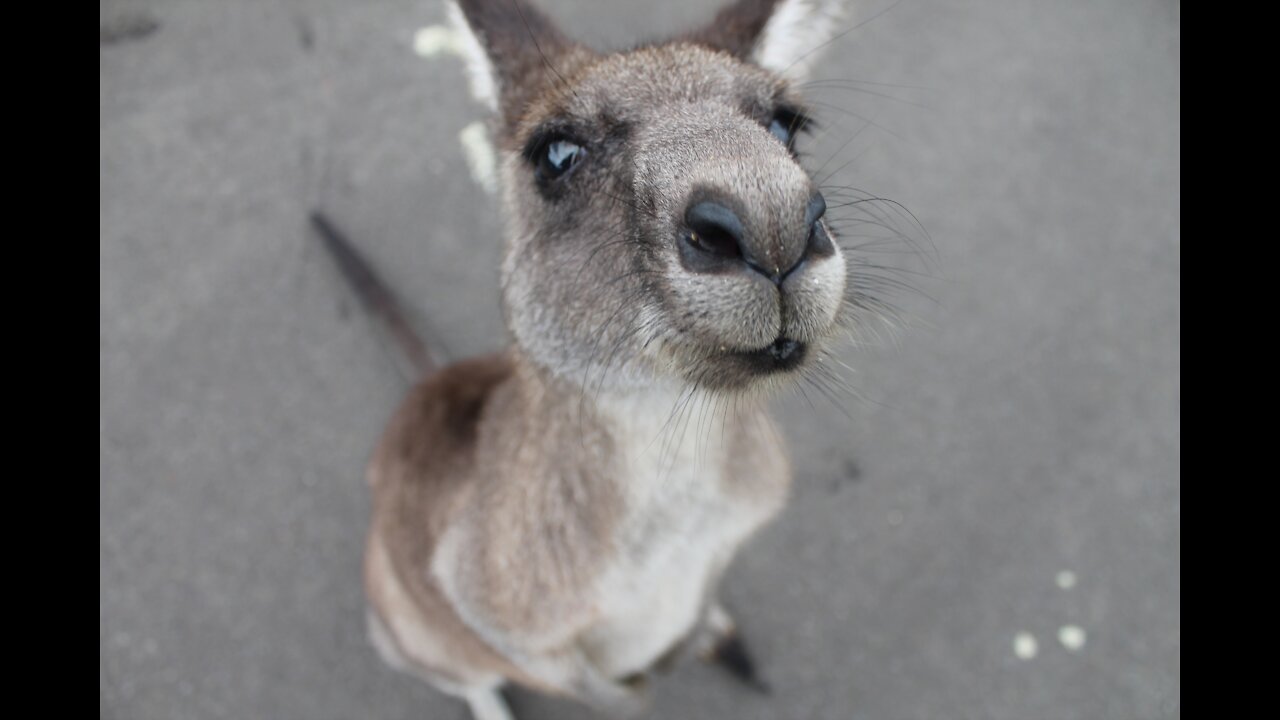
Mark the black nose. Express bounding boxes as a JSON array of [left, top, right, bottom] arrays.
[[680, 193, 830, 284]]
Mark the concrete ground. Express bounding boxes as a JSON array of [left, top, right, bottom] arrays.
[[100, 0, 1180, 718]]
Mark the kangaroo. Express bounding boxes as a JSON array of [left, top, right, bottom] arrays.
[[346, 1, 855, 718]]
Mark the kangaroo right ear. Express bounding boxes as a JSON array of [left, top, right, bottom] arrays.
[[688, 0, 846, 82], [447, 0, 572, 120]]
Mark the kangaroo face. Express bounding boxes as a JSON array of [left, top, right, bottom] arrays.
[[455, 0, 849, 392]]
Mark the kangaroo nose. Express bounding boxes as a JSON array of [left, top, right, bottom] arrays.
[[680, 193, 830, 284]]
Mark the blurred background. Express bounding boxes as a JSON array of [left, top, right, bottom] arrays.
[[100, 0, 1180, 718]]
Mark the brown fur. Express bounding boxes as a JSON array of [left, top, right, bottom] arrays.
[[366, 355, 536, 687], [366, 351, 632, 692]]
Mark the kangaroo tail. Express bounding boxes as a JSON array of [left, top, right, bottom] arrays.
[[310, 211, 445, 380]]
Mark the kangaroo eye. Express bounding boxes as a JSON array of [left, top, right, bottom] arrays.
[[767, 108, 810, 150], [537, 139, 584, 181], [769, 117, 794, 144]]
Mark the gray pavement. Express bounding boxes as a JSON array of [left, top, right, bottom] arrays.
[[99, 1, 1180, 718]]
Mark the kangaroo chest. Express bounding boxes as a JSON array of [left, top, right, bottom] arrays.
[[580, 393, 784, 679]]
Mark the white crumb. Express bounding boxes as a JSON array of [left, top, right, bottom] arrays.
[[1013, 632, 1038, 660], [1058, 625, 1086, 651]]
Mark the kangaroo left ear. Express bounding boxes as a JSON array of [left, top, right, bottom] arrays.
[[447, 0, 576, 125], [687, 0, 846, 82]]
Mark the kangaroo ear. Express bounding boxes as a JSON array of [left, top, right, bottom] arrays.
[[447, 0, 572, 120], [688, 0, 846, 82]]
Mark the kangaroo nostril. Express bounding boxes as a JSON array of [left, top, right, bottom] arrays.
[[805, 193, 827, 229], [805, 192, 835, 259], [684, 201, 745, 260]]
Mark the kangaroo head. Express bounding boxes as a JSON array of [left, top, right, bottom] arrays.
[[450, 0, 849, 392]]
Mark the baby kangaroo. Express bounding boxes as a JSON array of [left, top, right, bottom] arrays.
[[361, 1, 851, 717]]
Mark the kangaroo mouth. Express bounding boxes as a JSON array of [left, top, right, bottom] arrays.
[[729, 336, 807, 373]]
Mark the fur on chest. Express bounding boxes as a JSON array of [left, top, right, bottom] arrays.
[[578, 389, 786, 678], [599, 387, 783, 546]]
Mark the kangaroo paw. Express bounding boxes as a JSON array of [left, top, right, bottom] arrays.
[[698, 604, 771, 694], [464, 686, 515, 720]]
